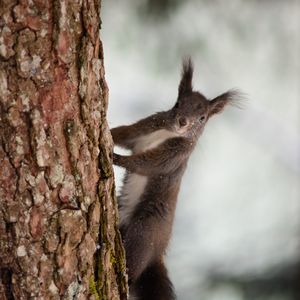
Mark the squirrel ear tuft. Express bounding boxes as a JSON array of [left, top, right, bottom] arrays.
[[209, 89, 245, 116], [178, 57, 193, 99]]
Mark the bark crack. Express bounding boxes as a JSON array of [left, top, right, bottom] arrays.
[[0, 268, 15, 300]]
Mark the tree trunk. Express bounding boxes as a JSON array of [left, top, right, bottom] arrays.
[[0, 1, 127, 299]]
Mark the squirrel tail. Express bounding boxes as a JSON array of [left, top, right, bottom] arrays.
[[130, 260, 176, 300]]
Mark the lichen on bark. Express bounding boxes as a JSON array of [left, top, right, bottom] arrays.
[[0, 0, 127, 299]]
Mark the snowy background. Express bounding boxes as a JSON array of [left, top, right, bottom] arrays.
[[101, 0, 300, 299]]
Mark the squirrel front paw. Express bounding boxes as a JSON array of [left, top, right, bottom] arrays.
[[113, 153, 121, 165], [113, 153, 128, 168]]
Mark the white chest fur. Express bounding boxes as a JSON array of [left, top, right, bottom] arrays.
[[119, 129, 178, 226], [132, 129, 178, 153]]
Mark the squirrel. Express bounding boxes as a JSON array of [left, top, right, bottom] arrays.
[[111, 58, 240, 300]]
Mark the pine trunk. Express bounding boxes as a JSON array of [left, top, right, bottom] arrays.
[[0, 0, 127, 299]]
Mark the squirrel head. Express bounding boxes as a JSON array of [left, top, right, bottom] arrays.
[[172, 58, 241, 139]]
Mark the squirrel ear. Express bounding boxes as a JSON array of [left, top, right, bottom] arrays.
[[209, 89, 243, 116], [178, 57, 193, 99]]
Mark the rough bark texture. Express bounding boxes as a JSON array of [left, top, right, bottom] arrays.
[[0, 0, 127, 299]]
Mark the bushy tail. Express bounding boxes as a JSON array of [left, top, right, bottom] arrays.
[[130, 260, 176, 300]]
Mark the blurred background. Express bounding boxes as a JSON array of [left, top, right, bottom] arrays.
[[101, 0, 300, 299]]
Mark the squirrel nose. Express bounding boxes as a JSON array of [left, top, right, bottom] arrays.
[[178, 117, 187, 127]]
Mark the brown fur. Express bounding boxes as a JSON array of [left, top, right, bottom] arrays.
[[111, 58, 239, 300]]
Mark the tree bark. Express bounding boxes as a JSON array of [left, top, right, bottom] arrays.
[[0, 1, 127, 299]]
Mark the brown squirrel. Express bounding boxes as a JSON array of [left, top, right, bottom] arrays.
[[111, 58, 240, 300]]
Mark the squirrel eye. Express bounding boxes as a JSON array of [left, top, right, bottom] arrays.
[[178, 117, 188, 127], [199, 116, 206, 124]]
